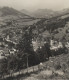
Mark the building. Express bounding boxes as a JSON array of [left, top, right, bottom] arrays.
[[9, 48, 17, 54], [0, 50, 5, 59]]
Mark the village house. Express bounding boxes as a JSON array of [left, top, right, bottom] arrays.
[[32, 38, 47, 51], [50, 39, 63, 51], [3, 48, 10, 57], [9, 48, 17, 54], [32, 39, 39, 51], [65, 41, 69, 48], [58, 42, 63, 48], [0, 50, 5, 59]]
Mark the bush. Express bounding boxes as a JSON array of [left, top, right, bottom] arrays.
[[61, 63, 67, 72], [66, 60, 69, 67], [54, 62, 61, 70]]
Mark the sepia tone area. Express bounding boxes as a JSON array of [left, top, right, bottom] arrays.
[[0, 0, 69, 80]]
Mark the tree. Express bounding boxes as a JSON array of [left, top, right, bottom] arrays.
[[36, 42, 52, 62], [0, 58, 8, 78], [17, 27, 39, 68], [17, 27, 33, 53], [7, 54, 18, 72]]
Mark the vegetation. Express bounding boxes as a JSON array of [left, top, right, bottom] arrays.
[[1, 7, 69, 80]]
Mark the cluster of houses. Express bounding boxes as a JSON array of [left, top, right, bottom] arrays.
[[50, 40, 69, 50], [32, 39, 69, 52], [32, 39, 46, 51], [50, 40, 63, 51], [0, 34, 69, 59], [0, 35, 17, 59]]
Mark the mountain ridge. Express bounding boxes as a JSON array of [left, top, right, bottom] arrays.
[[21, 8, 69, 18]]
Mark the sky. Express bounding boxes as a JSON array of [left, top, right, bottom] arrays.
[[0, 0, 69, 11]]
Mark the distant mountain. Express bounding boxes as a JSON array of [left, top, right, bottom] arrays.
[[61, 8, 69, 14], [32, 9, 58, 18], [21, 9, 30, 15], [21, 9, 59, 18], [34, 8, 69, 18], [54, 8, 69, 18], [21, 9, 34, 17], [0, 7, 31, 21], [21, 8, 69, 19]]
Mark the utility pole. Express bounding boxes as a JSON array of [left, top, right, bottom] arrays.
[[26, 53, 31, 73], [27, 54, 28, 73]]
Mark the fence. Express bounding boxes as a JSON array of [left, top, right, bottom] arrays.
[[0, 63, 46, 80]]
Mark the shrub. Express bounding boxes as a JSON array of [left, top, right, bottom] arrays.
[[66, 60, 69, 67], [54, 62, 61, 70], [61, 63, 67, 72]]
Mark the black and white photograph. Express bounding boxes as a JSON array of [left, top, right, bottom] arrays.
[[0, 0, 69, 80]]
